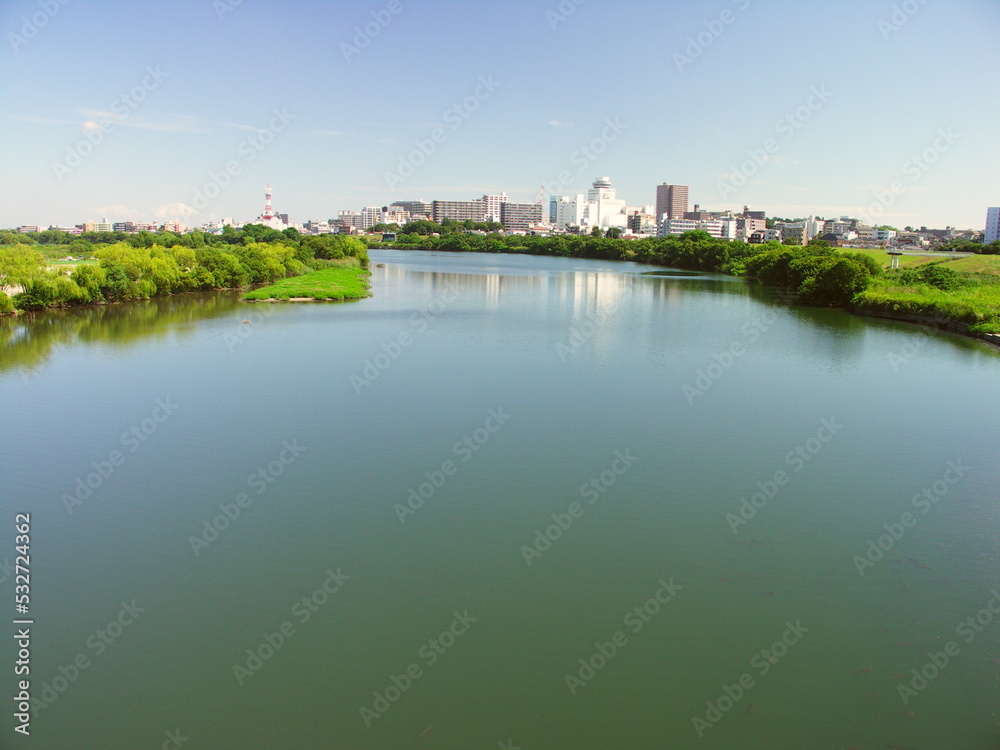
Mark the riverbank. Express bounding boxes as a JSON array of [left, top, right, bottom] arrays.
[[0, 229, 370, 314], [378, 236, 1000, 349], [243, 266, 371, 302]]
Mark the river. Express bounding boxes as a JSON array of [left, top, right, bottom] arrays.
[[1, 249, 998, 749]]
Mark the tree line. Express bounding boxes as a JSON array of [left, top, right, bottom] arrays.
[[379, 231, 881, 305], [0, 226, 368, 313]]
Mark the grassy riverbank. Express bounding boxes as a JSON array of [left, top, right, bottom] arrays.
[[854, 271, 1000, 334], [243, 265, 371, 302], [0, 227, 369, 313]]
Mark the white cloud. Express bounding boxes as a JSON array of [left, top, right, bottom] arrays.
[[547, 120, 573, 128], [78, 109, 208, 133]]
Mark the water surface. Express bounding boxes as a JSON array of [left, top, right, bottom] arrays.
[[2, 250, 998, 749]]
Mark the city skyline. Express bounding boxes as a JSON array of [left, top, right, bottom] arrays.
[[2, 0, 998, 229]]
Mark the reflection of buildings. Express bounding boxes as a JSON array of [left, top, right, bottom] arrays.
[[370, 254, 693, 362]]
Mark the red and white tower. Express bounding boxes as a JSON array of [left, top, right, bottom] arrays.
[[261, 183, 275, 221]]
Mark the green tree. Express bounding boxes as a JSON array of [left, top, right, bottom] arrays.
[[68, 239, 95, 255], [0, 245, 46, 292], [71, 264, 108, 302], [797, 258, 872, 305], [0, 231, 32, 246]]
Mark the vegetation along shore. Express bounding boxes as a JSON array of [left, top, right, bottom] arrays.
[[2, 223, 998, 346]]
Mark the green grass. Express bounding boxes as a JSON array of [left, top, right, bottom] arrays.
[[243, 267, 371, 302], [854, 274, 1000, 334], [836, 247, 939, 269], [936, 254, 1000, 275]]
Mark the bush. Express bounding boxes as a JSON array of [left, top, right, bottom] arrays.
[[918, 264, 963, 291], [14, 273, 87, 310], [798, 258, 872, 305], [0, 290, 14, 314], [70, 264, 107, 303]]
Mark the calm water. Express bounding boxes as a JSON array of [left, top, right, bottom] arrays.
[[2, 249, 999, 749]]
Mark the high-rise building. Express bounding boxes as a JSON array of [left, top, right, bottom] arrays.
[[391, 201, 433, 220], [986, 207, 1000, 245], [551, 195, 583, 229], [482, 193, 508, 223], [361, 207, 383, 229], [432, 200, 486, 223], [337, 211, 363, 229], [550, 178, 628, 232], [656, 183, 689, 221], [500, 202, 543, 233]]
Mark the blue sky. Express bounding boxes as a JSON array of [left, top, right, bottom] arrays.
[[1, 0, 998, 230]]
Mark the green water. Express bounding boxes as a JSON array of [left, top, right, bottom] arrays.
[[1, 250, 998, 749]]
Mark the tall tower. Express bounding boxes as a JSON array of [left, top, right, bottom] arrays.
[[262, 183, 275, 221], [656, 183, 689, 221]]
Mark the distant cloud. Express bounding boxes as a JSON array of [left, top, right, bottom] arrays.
[[78, 109, 208, 133], [220, 121, 267, 133], [315, 129, 352, 137], [547, 120, 573, 128]]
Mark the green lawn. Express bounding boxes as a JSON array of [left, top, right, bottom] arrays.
[[936, 254, 1000, 276], [837, 247, 938, 269], [854, 276, 1000, 334], [244, 267, 371, 301]]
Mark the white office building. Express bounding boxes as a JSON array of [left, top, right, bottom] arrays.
[[658, 218, 727, 238], [482, 193, 509, 223], [551, 177, 628, 232], [361, 207, 383, 230], [805, 217, 826, 240], [986, 207, 1000, 245]]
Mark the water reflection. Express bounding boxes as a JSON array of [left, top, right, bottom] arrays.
[[0, 292, 246, 376], [3, 253, 996, 379]]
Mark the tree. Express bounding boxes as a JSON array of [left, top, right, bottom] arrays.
[[605, 227, 622, 239], [0, 231, 32, 246], [71, 264, 107, 302], [797, 258, 871, 305], [0, 245, 46, 292], [68, 239, 94, 255], [590, 227, 603, 237]]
